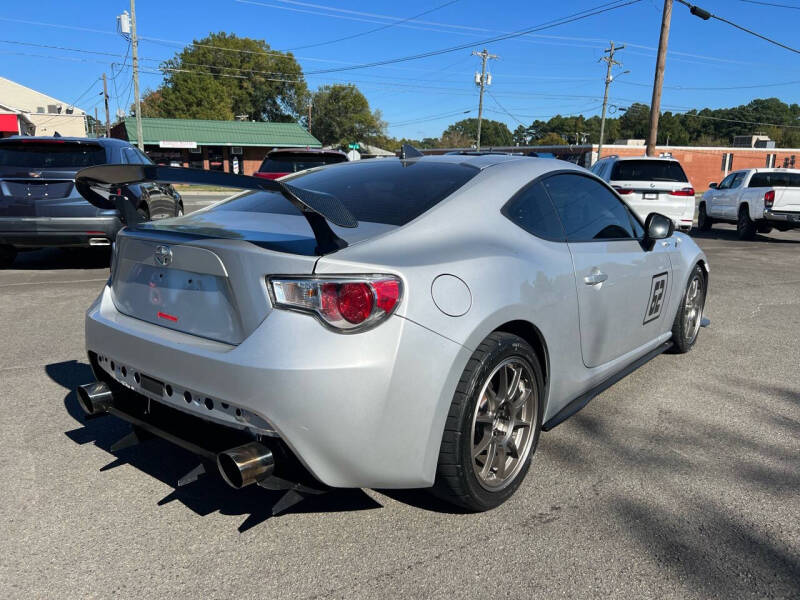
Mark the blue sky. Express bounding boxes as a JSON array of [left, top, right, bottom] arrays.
[[2, 0, 799, 139]]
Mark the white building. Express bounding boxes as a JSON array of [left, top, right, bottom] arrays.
[[0, 76, 87, 138]]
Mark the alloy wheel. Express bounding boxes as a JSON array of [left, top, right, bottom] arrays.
[[683, 273, 704, 344], [470, 358, 537, 491]]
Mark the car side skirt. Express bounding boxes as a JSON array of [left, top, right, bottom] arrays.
[[541, 340, 673, 431]]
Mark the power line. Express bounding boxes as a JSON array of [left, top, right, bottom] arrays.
[[388, 108, 473, 126], [677, 0, 800, 55], [302, 1, 644, 75], [286, 0, 462, 51], [487, 91, 526, 126], [738, 0, 800, 9]]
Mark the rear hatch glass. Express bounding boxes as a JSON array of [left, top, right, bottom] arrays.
[[0, 141, 106, 169], [611, 160, 688, 182], [748, 172, 800, 187]]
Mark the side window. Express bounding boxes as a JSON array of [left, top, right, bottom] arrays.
[[730, 172, 745, 188], [502, 181, 565, 242], [542, 173, 636, 242], [123, 148, 143, 164], [717, 173, 736, 190], [135, 148, 154, 165]]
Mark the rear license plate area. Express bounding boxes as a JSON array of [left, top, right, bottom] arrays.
[[643, 192, 658, 200], [140, 374, 164, 396]]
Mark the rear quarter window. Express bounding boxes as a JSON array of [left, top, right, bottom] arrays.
[[748, 172, 800, 188], [611, 160, 688, 182], [0, 142, 107, 168]]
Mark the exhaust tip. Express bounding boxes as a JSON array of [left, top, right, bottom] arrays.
[[77, 382, 113, 416], [217, 442, 275, 489]]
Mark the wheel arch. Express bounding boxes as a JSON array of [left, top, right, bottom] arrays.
[[491, 319, 550, 413]]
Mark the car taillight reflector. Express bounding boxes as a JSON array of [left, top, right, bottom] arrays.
[[764, 189, 775, 209], [670, 187, 695, 196], [612, 186, 633, 195], [253, 171, 288, 180], [269, 275, 402, 332]]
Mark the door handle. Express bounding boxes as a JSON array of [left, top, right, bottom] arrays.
[[584, 272, 608, 285]]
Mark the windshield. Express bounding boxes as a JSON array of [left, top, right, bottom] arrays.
[[0, 142, 107, 168], [259, 154, 346, 173], [610, 160, 688, 182], [216, 159, 479, 226]]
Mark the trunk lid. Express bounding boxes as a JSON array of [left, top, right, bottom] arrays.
[[111, 224, 320, 345]]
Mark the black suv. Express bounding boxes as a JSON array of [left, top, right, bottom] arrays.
[[0, 137, 182, 267]]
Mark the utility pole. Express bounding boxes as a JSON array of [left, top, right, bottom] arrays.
[[307, 100, 312, 133], [598, 41, 624, 160], [130, 0, 144, 150], [94, 107, 99, 137], [471, 48, 498, 151], [647, 0, 672, 157], [102, 73, 111, 137]]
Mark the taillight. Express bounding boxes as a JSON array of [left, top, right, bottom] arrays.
[[670, 187, 695, 196], [764, 190, 775, 209], [268, 275, 402, 332], [254, 171, 288, 180], [612, 186, 633, 195]]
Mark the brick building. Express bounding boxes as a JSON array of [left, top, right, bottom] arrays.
[[111, 117, 321, 176], [422, 144, 799, 192]]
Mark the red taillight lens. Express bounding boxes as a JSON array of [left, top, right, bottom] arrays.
[[670, 187, 695, 196], [764, 189, 775, 209], [269, 275, 402, 332], [612, 186, 633, 195], [254, 171, 288, 180]]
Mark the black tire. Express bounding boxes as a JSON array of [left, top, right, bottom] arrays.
[[0, 245, 16, 268], [670, 264, 706, 354], [432, 332, 544, 511], [737, 205, 756, 240], [697, 202, 713, 231], [176, 202, 184, 217], [756, 222, 773, 234]]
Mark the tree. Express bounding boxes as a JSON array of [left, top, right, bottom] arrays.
[[535, 132, 567, 146], [145, 32, 308, 121], [442, 118, 513, 147], [618, 103, 650, 139], [310, 84, 383, 147]]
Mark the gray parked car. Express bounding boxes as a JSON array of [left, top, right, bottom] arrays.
[[74, 155, 708, 512], [0, 137, 183, 267]]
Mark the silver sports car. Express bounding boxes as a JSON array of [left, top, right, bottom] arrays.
[[74, 153, 708, 512]]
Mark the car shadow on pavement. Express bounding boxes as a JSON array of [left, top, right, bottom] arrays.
[[7, 247, 111, 270], [542, 374, 800, 598], [47, 360, 382, 532], [689, 227, 800, 244]]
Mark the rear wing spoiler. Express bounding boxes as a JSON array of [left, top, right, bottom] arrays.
[[75, 165, 357, 254]]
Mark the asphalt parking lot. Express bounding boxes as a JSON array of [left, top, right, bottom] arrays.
[[1, 195, 798, 599]]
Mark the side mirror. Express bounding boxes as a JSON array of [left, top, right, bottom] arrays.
[[708, 182, 718, 189], [643, 212, 674, 250]]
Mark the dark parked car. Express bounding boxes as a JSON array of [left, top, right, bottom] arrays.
[[0, 137, 182, 267], [254, 147, 348, 180]]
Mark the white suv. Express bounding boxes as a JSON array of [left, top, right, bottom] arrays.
[[591, 155, 695, 232]]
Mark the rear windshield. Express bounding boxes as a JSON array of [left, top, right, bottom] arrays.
[[216, 159, 479, 226], [0, 142, 107, 168], [610, 160, 688, 182], [259, 154, 347, 173], [748, 171, 800, 188]]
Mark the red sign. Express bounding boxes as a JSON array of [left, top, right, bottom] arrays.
[[0, 113, 19, 133]]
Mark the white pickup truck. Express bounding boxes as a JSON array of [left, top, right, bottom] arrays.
[[698, 168, 800, 240]]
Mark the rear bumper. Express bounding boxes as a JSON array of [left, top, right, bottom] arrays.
[[85, 286, 471, 489], [763, 210, 800, 227], [0, 216, 122, 247]]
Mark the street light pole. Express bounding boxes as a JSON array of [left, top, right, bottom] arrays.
[[130, 0, 144, 151], [647, 0, 673, 157]]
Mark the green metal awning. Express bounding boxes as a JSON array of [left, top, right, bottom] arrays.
[[122, 117, 321, 148]]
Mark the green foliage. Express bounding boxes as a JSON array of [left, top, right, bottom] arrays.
[[140, 32, 308, 122], [535, 132, 567, 146], [310, 84, 384, 147], [443, 118, 513, 147]]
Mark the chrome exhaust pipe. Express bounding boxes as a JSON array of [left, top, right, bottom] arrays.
[[77, 381, 113, 416], [88, 237, 111, 246], [217, 442, 275, 489]]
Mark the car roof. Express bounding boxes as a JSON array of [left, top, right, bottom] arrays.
[[0, 136, 131, 147], [267, 147, 346, 156], [410, 153, 537, 170]]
